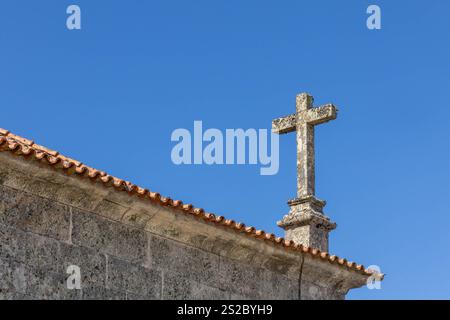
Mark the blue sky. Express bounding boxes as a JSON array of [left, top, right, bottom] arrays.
[[1, 0, 449, 299]]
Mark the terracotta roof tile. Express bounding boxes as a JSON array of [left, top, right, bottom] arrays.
[[0, 127, 379, 277]]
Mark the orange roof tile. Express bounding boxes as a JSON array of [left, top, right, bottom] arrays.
[[0, 128, 378, 277]]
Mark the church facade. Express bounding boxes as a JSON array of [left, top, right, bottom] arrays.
[[0, 119, 377, 299]]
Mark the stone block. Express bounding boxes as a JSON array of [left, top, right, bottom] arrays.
[[0, 258, 14, 294], [147, 234, 220, 286], [162, 273, 191, 299], [0, 257, 81, 300], [162, 272, 228, 300], [190, 282, 228, 300], [0, 224, 60, 273], [93, 199, 129, 223], [300, 280, 333, 300], [0, 185, 70, 241], [23, 263, 81, 300], [107, 256, 161, 299], [71, 208, 147, 263], [218, 257, 262, 299], [121, 206, 155, 229], [81, 286, 126, 300], [260, 269, 298, 300], [58, 243, 107, 291]]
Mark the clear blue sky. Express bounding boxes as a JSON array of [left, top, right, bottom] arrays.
[[1, 1, 449, 299]]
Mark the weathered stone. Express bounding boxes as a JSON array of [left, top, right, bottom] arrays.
[[25, 266, 80, 300], [93, 199, 129, 223], [218, 257, 263, 298], [273, 93, 337, 252], [147, 235, 220, 286], [0, 224, 60, 273], [107, 256, 161, 299], [260, 269, 299, 300], [0, 258, 14, 294], [125, 292, 150, 300], [0, 257, 80, 300], [162, 273, 225, 300], [0, 185, 70, 241], [71, 208, 147, 263], [300, 280, 331, 300], [189, 282, 228, 300], [162, 273, 192, 299], [59, 243, 107, 290], [0, 291, 31, 300], [121, 206, 155, 229], [82, 286, 126, 300]]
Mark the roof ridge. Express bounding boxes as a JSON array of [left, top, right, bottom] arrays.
[[0, 127, 376, 277]]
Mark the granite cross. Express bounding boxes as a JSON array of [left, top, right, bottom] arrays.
[[272, 93, 337, 203], [272, 93, 338, 250]]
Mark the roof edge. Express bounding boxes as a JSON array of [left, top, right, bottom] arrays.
[[0, 127, 378, 277]]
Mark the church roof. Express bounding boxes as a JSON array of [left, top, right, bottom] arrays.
[[0, 127, 375, 277]]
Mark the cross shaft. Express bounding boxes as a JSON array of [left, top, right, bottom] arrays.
[[272, 93, 337, 199]]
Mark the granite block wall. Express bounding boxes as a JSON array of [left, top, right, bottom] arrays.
[[0, 184, 301, 300], [0, 151, 369, 300]]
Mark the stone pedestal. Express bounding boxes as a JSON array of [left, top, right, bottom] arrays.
[[277, 195, 336, 252]]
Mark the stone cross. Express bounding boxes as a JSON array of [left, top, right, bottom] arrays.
[[272, 93, 337, 252]]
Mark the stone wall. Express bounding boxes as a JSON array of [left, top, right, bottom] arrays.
[[0, 153, 367, 300]]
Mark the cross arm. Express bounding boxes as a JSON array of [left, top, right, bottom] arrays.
[[272, 114, 296, 134], [304, 104, 337, 125]]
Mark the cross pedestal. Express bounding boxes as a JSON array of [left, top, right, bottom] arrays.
[[280, 196, 336, 252], [272, 93, 338, 252]]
